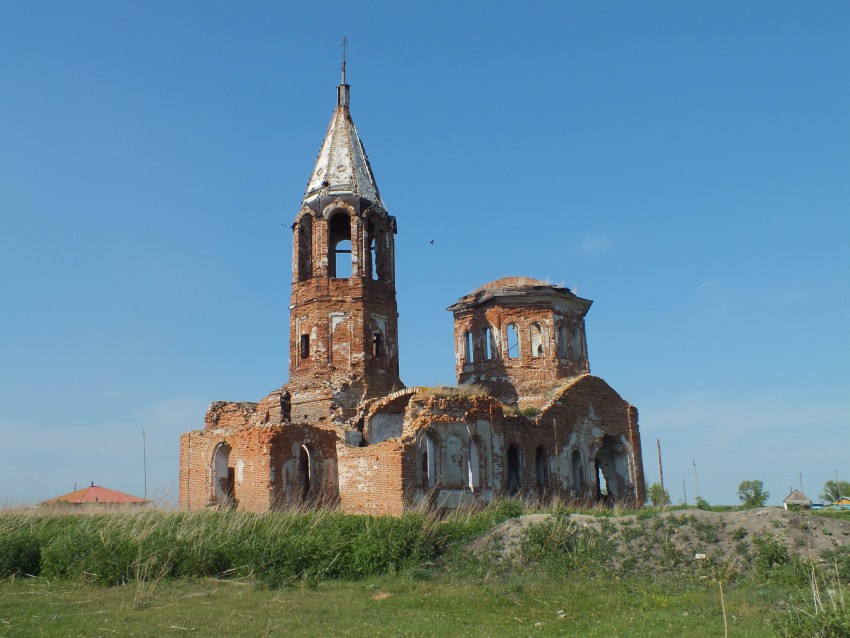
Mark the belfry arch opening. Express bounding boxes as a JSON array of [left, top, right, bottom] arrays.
[[328, 212, 352, 279], [365, 219, 391, 283], [297, 215, 313, 281], [367, 219, 378, 281]]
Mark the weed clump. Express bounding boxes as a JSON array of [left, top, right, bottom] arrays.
[[772, 565, 850, 637], [520, 517, 611, 573]]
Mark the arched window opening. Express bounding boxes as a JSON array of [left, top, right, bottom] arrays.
[[372, 332, 383, 358], [482, 326, 494, 360], [464, 331, 474, 364], [421, 434, 437, 490], [468, 438, 481, 490], [445, 434, 465, 488], [328, 213, 352, 279], [572, 327, 583, 362], [300, 334, 310, 359], [571, 449, 583, 496], [530, 323, 544, 358], [506, 444, 521, 495], [557, 324, 568, 358], [213, 443, 235, 508], [595, 458, 609, 503], [535, 447, 549, 493], [297, 215, 313, 281], [506, 323, 520, 359], [299, 445, 315, 500]]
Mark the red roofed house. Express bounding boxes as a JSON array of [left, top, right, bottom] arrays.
[[40, 483, 150, 506]]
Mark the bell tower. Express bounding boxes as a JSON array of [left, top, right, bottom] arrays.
[[288, 63, 402, 422]]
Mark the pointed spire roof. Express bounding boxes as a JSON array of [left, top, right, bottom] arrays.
[[302, 71, 384, 208]]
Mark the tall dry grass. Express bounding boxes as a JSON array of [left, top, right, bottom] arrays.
[[0, 500, 530, 589]]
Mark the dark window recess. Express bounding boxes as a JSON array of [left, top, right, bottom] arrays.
[[372, 332, 383, 357], [300, 334, 310, 359]]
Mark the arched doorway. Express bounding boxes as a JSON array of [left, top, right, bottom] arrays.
[[299, 445, 316, 501], [213, 443, 235, 508], [571, 449, 583, 497], [593, 435, 628, 503], [535, 446, 549, 494], [506, 444, 521, 495]]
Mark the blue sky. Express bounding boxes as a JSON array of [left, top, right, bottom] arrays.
[[1, 1, 848, 506]]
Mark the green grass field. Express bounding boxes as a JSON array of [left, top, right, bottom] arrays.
[[0, 573, 784, 637]]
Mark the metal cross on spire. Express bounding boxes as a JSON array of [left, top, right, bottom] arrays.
[[341, 36, 349, 85]]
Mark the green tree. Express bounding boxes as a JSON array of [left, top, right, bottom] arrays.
[[737, 479, 769, 508], [821, 480, 850, 503], [647, 482, 670, 507]]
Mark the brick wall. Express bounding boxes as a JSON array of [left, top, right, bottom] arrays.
[[337, 440, 405, 515]]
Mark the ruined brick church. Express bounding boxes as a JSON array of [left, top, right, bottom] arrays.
[[179, 67, 646, 514]]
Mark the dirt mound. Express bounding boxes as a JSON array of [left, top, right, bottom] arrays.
[[469, 508, 850, 573]]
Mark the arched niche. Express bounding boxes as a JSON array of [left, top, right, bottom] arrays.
[[444, 434, 465, 488]]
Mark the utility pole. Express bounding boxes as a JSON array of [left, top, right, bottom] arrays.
[[143, 430, 148, 500], [836, 470, 842, 501], [693, 459, 701, 500], [798, 472, 804, 494], [656, 439, 666, 505], [683, 477, 688, 506]]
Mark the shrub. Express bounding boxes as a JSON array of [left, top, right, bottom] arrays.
[[0, 530, 41, 577], [751, 533, 790, 571]]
